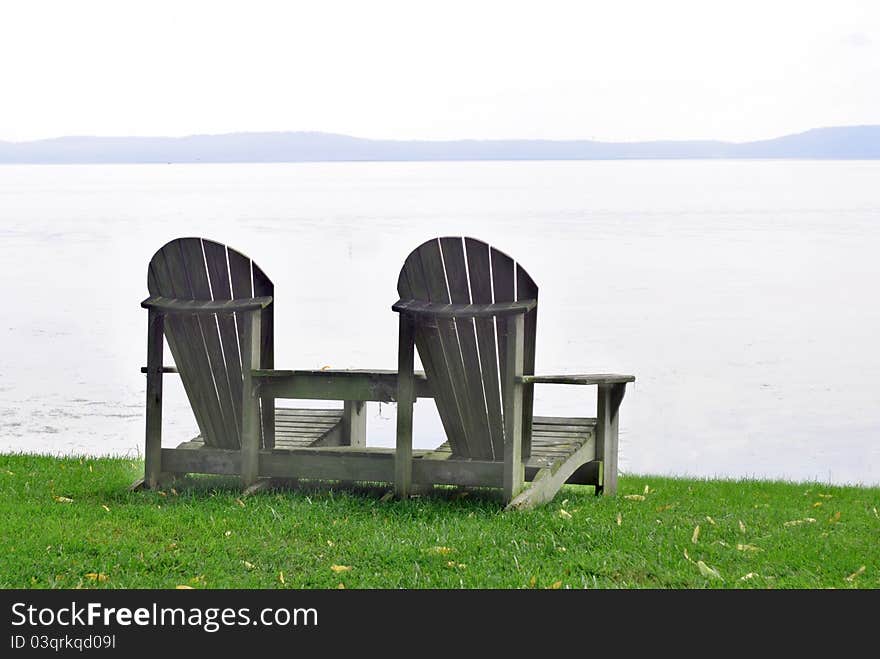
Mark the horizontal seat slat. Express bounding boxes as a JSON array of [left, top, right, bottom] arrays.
[[531, 425, 595, 434], [274, 408, 345, 417], [274, 417, 341, 425], [533, 416, 596, 426]]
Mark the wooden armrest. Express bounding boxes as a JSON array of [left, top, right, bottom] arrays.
[[253, 368, 428, 382], [141, 295, 273, 314], [251, 368, 433, 402], [140, 366, 179, 374], [392, 298, 537, 319], [518, 374, 635, 385]]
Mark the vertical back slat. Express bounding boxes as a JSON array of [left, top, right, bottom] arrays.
[[151, 240, 228, 448], [202, 239, 244, 445], [464, 238, 505, 460], [227, 248, 253, 350], [490, 246, 515, 431], [439, 237, 493, 459], [516, 264, 539, 458], [228, 247, 261, 448], [398, 251, 467, 455], [178, 238, 236, 449]]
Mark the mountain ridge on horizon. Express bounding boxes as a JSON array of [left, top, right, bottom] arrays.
[[1, 125, 879, 162]]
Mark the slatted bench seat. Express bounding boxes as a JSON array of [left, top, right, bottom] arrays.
[[174, 408, 347, 451], [423, 416, 599, 483]]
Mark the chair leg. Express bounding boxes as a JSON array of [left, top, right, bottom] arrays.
[[502, 315, 525, 504], [343, 400, 367, 447], [240, 310, 262, 488], [596, 383, 626, 496], [395, 314, 415, 498], [144, 310, 164, 489], [243, 479, 272, 497]]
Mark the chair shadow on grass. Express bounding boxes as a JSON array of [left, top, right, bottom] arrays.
[[139, 473, 533, 509]]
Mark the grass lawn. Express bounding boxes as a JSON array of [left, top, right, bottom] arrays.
[[1, 453, 877, 589]]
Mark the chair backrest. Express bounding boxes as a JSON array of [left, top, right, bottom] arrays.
[[147, 237, 274, 449], [397, 237, 538, 460]]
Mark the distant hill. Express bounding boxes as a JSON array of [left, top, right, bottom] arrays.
[[1, 125, 879, 163]]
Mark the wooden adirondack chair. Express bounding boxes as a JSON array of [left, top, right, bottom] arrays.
[[137, 237, 369, 491], [392, 237, 635, 508]]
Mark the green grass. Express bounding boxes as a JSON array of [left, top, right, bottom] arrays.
[[1, 453, 877, 589]]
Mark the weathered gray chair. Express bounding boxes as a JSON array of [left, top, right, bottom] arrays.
[[392, 237, 634, 508], [137, 237, 367, 491]]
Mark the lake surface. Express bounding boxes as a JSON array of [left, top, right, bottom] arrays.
[[1, 160, 878, 485]]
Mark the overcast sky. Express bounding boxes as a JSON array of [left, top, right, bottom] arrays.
[[1, 0, 878, 143]]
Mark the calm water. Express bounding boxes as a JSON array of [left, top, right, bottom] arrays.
[[1, 161, 878, 485]]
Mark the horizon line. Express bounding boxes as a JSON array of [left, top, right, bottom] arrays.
[[3, 123, 879, 146]]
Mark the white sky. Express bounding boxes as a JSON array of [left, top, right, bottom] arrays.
[[1, 0, 878, 142]]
